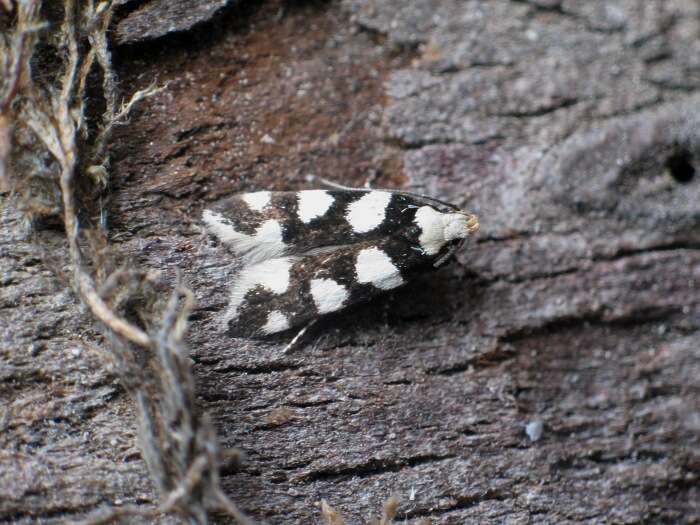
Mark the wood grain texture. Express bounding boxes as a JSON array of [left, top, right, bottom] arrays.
[[2, 0, 699, 523]]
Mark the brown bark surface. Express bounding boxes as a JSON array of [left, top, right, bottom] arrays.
[[2, 0, 699, 523]]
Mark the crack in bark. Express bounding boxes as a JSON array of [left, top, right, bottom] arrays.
[[208, 361, 303, 375], [287, 399, 336, 408], [424, 349, 516, 377], [500, 310, 684, 343], [386, 134, 506, 151], [403, 489, 508, 520], [492, 98, 579, 118], [300, 453, 456, 482], [591, 242, 700, 263], [473, 242, 700, 287]]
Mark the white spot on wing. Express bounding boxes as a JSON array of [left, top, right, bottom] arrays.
[[355, 247, 403, 290], [202, 209, 286, 264], [297, 190, 334, 223], [202, 209, 238, 244], [224, 257, 293, 323], [345, 191, 392, 233], [414, 206, 447, 255], [242, 191, 271, 212], [261, 310, 290, 334], [255, 219, 284, 246], [310, 278, 348, 313], [414, 206, 471, 255]]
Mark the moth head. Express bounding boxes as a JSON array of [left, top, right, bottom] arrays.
[[414, 206, 479, 264], [443, 211, 480, 242]]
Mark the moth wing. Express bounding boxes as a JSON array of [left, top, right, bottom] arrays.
[[202, 208, 287, 266], [225, 236, 436, 337], [203, 189, 453, 265], [204, 188, 478, 336]]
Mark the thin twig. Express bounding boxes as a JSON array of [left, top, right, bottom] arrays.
[[91, 83, 166, 167], [52, 0, 153, 347], [58, 0, 80, 119], [0, 0, 42, 189]]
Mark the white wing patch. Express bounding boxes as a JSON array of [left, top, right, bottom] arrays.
[[224, 257, 294, 324], [202, 209, 286, 264], [309, 278, 348, 313], [345, 191, 392, 233], [414, 206, 447, 255], [242, 191, 271, 212], [261, 310, 291, 334], [297, 190, 334, 224], [355, 247, 403, 290]]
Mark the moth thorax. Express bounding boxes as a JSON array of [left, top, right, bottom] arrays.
[[415, 206, 479, 256]]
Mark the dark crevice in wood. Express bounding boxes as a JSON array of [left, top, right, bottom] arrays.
[[0, 504, 105, 523], [478, 267, 580, 286], [424, 350, 516, 377], [385, 133, 507, 151], [500, 311, 684, 343], [404, 489, 509, 520], [382, 378, 412, 385], [208, 361, 303, 375], [592, 243, 700, 263], [665, 148, 696, 184], [509, 0, 568, 16], [287, 399, 336, 408], [300, 454, 456, 482], [472, 243, 700, 288], [197, 391, 248, 403], [493, 98, 579, 118]]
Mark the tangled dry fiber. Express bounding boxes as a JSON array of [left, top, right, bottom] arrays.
[[0, 2, 417, 523], [1, 1, 251, 522]]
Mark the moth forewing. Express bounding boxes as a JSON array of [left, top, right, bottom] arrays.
[[222, 236, 427, 337]]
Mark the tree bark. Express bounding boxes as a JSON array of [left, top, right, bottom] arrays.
[[2, 0, 699, 523]]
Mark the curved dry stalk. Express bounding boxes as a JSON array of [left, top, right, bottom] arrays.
[[7, 1, 253, 523], [0, 0, 43, 188], [50, 0, 154, 349], [91, 83, 166, 170]]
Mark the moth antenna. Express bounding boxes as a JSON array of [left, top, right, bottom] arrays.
[[306, 174, 465, 212], [305, 174, 376, 191], [305, 174, 360, 191]]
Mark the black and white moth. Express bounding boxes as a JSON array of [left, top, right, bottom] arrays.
[[203, 188, 479, 336]]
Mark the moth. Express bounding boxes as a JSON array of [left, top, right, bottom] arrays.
[[203, 187, 479, 337]]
